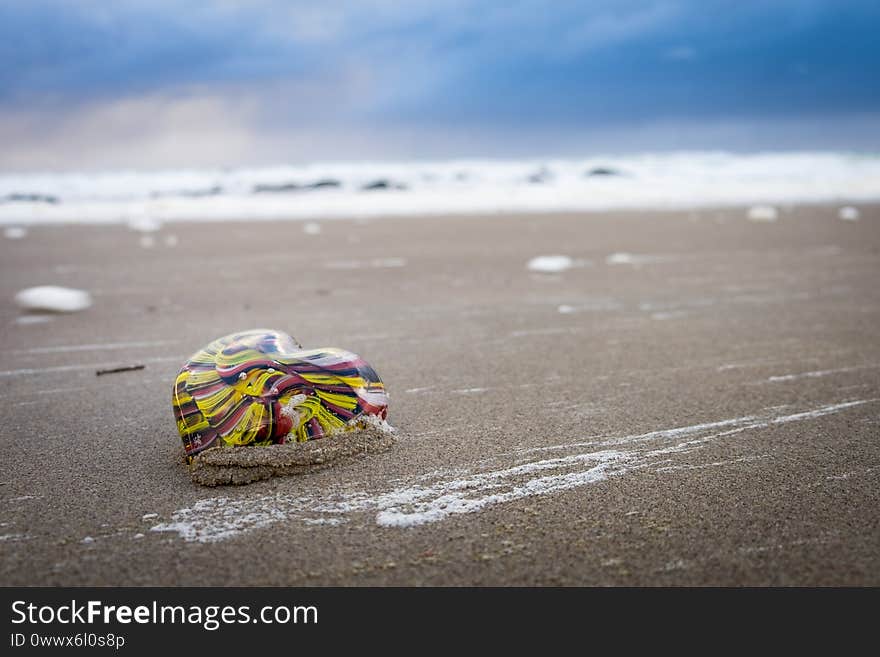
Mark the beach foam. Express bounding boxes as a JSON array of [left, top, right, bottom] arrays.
[[150, 398, 877, 541], [14, 286, 92, 313], [0, 152, 877, 225], [527, 255, 574, 273], [838, 206, 860, 221]]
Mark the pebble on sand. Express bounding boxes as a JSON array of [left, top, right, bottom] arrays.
[[303, 222, 322, 235], [4, 226, 27, 239], [14, 286, 93, 313]]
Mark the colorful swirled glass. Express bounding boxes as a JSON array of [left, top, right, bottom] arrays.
[[172, 329, 388, 459]]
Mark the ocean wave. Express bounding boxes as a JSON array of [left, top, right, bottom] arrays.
[[0, 151, 878, 225]]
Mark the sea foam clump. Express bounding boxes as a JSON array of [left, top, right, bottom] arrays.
[[838, 206, 860, 221], [527, 255, 574, 273], [14, 286, 92, 313]]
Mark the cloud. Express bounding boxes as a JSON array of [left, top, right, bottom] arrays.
[[1, 1, 879, 168], [0, 1, 684, 102], [3, 86, 878, 171], [0, 91, 258, 170]]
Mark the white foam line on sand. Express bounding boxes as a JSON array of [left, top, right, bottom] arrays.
[[768, 400, 874, 423], [152, 450, 627, 541], [151, 399, 876, 542], [380, 461, 624, 528], [512, 415, 759, 457], [6, 339, 178, 355], [525, 400, 877, 456], [151, 497, 296, 543], [0, 355, 184, 378], [371, 451, 626, 528], [717, 358, 790, 371], [642, 401, 877, 455], [767, 365, 875, 382], [826, 466, 876, 481], [655, 454, 772, 472]]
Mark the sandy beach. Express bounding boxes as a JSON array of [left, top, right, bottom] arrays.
[[1, 204, 878, 586]]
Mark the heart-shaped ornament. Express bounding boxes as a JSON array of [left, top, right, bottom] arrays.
[[172, 329, 389, 460]]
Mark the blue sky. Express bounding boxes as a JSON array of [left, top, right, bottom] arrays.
[[1, 1, 878, 170]]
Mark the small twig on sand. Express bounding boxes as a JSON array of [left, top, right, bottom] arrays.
[[96, 364, 145, 376]]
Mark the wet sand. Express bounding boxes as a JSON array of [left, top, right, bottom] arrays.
[[1, 205, 878, 585]]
